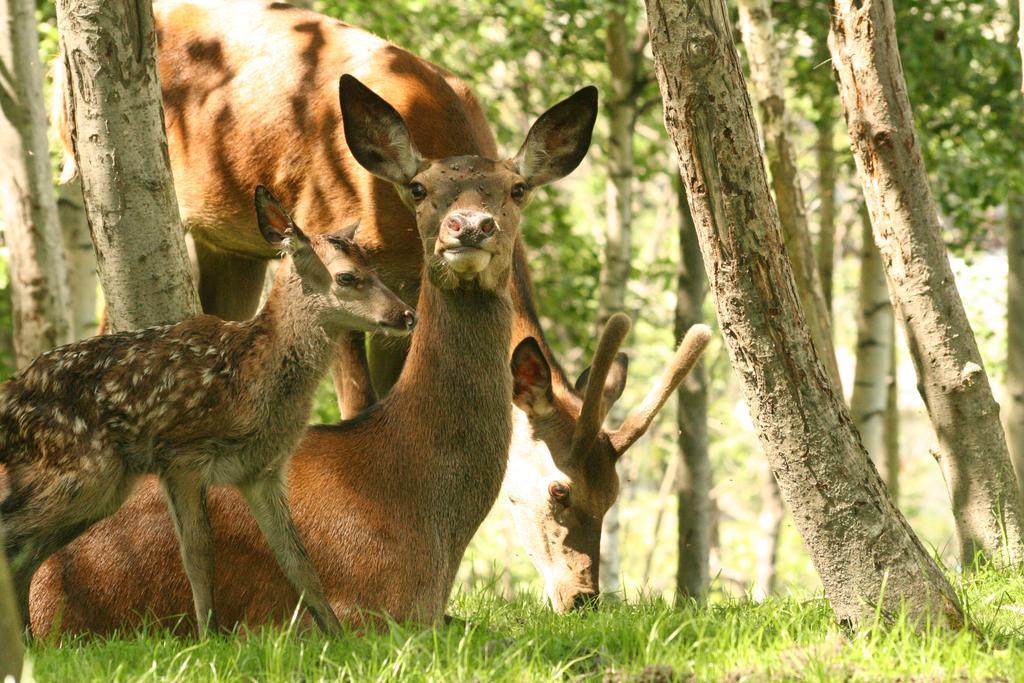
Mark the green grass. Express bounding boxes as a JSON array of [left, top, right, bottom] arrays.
[[24, 567, 1024, 682]]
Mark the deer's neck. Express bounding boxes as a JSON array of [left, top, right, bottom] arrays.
[[389, 277, 513, 543], [247, 270, 335, 418]]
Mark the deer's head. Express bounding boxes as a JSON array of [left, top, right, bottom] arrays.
[[509, 315, 712, 612], [255, 186, 416, 336], [338, 74, 598, 292]]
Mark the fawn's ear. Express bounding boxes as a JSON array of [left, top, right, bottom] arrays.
[[255, 185, 299, 248], [339, 74, 422, 185], [513, 86, 598, 187], [574, 352, 629, 418], [511, 337, 555, 418], [255, 186, 331, 292]]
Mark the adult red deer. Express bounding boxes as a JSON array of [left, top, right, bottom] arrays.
[[47, 0, 708, 620], [30, 72, 601, 634]]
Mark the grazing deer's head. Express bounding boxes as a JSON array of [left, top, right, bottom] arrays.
[[509, 316, 712, 613], [339, 75, 598, 291], [255, 186, 416, 336]]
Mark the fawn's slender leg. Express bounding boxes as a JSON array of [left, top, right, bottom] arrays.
[[160, 474, 216, 636], [239, 476, 341, 633]]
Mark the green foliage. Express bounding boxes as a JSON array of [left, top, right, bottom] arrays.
[[27, 566, 1024, 681], [775, 0, 1024, 249]]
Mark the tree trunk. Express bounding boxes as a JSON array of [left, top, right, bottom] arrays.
[[0, 0, 72, 367], [884, 320, 900, 502], [57, 178, 98, 340], [674, 181, 710, 602], [850, 209, 893, 466], [829, 0, 1024, 566], [56, 0, 200, 331], [1007, 192, 1024, 508], [0, 519, 22, 682], [642, 454, 679, 584], [1018, 0, 1024, 95], [752, 460, 784, 600], [737, 0, 841, 390], [815, 106, 837, 314], [597, 7, 640, 596], [645, 0, 964, 628]]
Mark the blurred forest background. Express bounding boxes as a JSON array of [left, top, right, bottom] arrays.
[[2, 0, 1021, 604]]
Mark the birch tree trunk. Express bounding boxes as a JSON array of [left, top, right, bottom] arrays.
[[830, 0, 1024, 566], [850, 210, 893, 465], [597, 8, 643, 595], [737, 0, 841, 390], [57, 178, 98, 340], [815, 107, 836, 314], [674, 181, 710, 601], [57, 0, 200, 331], [645, 0, 964, 628], [0, 0, 72, 367], [1007, 192, 1024, 507]]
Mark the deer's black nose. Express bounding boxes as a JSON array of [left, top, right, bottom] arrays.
[[401, 309, 416, 330]]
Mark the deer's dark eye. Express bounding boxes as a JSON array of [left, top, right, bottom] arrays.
[[335, 272, 358, 287], [409, 182, 427, 201], [511, 183, 528, 201], [549, 481, 570, 504]]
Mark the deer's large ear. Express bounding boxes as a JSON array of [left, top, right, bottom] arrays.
[[339, 74, 422, 185], [511, 337, 554, 418], [255, 186, 331, 292], [574, 352, 629, 418], [513, 86, 598, 187]]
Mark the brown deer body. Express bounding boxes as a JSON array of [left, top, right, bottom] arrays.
[[25, 320, 710, 634], [50, 0, 698, 618], [1, 189, 414, 635], [28, 75, 598, 635], [55, 0, 502, 404]]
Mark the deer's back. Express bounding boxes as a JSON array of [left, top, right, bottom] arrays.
[[154, 0, 497, 289]]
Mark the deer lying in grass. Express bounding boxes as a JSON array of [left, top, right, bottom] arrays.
[[25, 75, 599, 635], [0, 188, 414, 636]]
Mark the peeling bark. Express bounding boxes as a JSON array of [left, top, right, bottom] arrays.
[[646, 0, 963, 628], [0, 0, 72, 367], [850, 210, 893, 466], [830, 0, 1024, 565], [674, 182, 710, 601], [737, 0, 841, 390], [56, 0, 199, 331]]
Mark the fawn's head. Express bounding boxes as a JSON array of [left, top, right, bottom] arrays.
[[255, 187, 416, 336], [339, 74, 598, 292], [509, 316, 712, 613]]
